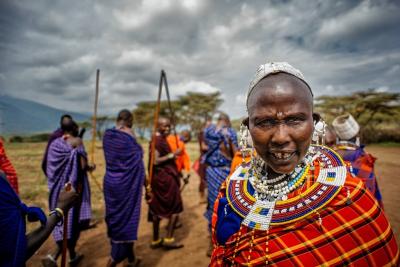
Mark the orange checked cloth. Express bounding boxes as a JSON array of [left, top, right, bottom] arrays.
[[211, 146, 399, 266]]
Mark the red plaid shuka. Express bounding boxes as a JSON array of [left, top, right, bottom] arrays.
[[211, 170, 399, 266], [0, 139, 19, 194]]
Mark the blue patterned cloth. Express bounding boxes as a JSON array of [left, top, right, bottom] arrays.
[[103, 129, 145, 242], [203, 125, 237, 226], [0, 174, 46, 267]]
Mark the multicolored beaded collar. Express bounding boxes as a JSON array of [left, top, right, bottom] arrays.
[[226, 145, 347, 231]]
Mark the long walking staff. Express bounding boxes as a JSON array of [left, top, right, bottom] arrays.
[[162, 71, 190, 191], [61, 209, 69, 267], [162, 70, 180, 148], [89, 69, 103, 192], [147, 70, 163, 195]]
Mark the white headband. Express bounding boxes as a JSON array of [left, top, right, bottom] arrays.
[[246, 62, 312, 107]]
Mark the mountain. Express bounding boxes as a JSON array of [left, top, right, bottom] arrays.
[[0, 95, 90, 135]]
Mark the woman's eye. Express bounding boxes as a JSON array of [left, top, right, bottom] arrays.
[[257, 119, 276, 127], [286, 117, 303, 124]]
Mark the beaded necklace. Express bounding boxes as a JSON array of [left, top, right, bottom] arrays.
[[226, 145, 348, 265], [248, 153, 312, 201]]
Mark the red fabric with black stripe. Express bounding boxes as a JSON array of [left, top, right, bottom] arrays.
[[211, 174, 399, 266], [0, 139, 19, 194]]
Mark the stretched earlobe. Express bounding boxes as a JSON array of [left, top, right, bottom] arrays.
[[312, 113, 321, 124], [242, 117, 249, 128]]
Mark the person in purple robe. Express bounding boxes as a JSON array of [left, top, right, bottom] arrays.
[[41, 114, 73, 176], [41, 120, 94, 267], [103, 110, 145, 267], [147, 117, 184, 250]]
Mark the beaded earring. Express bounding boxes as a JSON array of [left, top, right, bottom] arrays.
[[312, 119, 327, 145]]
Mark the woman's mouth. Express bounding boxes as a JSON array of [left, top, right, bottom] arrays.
[[269, 151, 296, 161]]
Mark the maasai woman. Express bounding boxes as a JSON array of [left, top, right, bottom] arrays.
[[204, 112, 238, 224], [204, 112, 238, 256], [210, 62, 399, 266], [332, 114, 384, 208]]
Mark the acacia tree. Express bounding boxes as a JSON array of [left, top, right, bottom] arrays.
[[132, 91, 223, 138], [177, 91, 223, 133], [132, 100, 182, 138]]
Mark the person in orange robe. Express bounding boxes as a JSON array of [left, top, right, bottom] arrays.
[[166, 130, 191, 175], [0, 138, 19, 194]]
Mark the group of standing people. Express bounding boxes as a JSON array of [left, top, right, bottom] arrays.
[[0, 61, 399, 267]]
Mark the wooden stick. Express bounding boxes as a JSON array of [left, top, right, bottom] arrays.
[[90, 69, 100, 164], [89, 70, 103, 192], [163, 70, 180, 148], [148, 70, 163, 190], [60, 211, 68, 267]]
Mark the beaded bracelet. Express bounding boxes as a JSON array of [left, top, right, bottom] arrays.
[[49, 208, 64, 225]]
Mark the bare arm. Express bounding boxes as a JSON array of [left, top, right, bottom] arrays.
[[154, 150, 176, 165], [26, 213, 62, 259], [26, 187, 78, 260]]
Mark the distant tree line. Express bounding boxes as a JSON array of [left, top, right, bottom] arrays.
[[6, 90, 400, 144], [132, 91, 223, 138], [315, 89, 400, 143]]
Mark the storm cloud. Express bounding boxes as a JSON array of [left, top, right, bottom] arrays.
[[0, 0, 399, 117]]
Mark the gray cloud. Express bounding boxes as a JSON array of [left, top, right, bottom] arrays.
[[0, 0, 399, 118]]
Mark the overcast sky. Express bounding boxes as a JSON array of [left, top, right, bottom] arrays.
[[1, 0, 399, 118]]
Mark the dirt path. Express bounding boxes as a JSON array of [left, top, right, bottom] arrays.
[[28, 177, 211, 266], [23, 145, 400, 266]]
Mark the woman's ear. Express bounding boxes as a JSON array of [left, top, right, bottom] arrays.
[[242, 117, 249, 128], [312, 113, 321, 124]]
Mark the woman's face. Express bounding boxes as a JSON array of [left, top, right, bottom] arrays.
[[246, 73, 314, 175]]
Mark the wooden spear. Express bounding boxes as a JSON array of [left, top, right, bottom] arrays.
[[162, 70, 180, 148], [89, 69, 103, 191], [147, 70, 163, 192]]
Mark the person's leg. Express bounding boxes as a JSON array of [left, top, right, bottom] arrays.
[[41, 242, 61, 267], [68, 207, 84, 266], [152, 215, 160, 241], [166, 214, 178, 238], [163, 214, 183, 249], [150, 215, 162, 249], [106, 259, 117, 267], [127, 242, 142, 266], [52, 242, 63, 259]]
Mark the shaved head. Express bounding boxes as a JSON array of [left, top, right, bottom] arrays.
[[117, 109, 133, 128], [247, 73, 313, 116]]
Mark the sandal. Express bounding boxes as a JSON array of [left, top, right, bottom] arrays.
[[150, 238, 163, 249], [126, 257, 142, 267], [163, 238, 184, 250], [69, 253, 84, 267], [41, 254, 57, 267]]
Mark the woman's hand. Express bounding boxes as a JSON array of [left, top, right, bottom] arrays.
[[174, 148, 183, 157], [56, 183, 79, 213]]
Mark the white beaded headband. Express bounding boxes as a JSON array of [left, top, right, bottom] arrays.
[[246, 62, 313, 108]]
